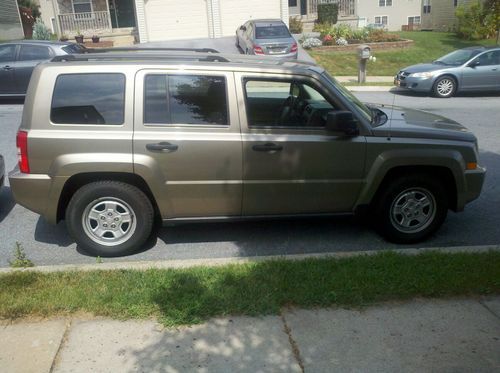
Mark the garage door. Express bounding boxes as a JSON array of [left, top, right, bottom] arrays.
[[144, 0, 210, 42], [219, 0, 282, 36]]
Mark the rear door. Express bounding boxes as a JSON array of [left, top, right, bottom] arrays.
[[133, 69, 242, 220], [14, 44, 53, 94], [0, 44, 17, 94]]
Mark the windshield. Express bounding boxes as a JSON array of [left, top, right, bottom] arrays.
[[62, 44, 88, 54], [255, 25, 291, 39], [435, 49, 481, 66], [322, 71, 372, 123]]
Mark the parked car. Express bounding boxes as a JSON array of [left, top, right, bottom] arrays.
[[10, 50, 485, 257], [0, 40, 87, 97], [395, 46, 500, 98], [236, 19, 298, 59]]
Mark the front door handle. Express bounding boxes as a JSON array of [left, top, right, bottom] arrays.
[[2, 65, 13, 71], [146, 142, 178, 152], [252, 143, 283, 152]]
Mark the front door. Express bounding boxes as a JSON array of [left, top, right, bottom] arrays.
[[0, 44, 17, 94], [235, 73, 367, 216], [109, 0, 136, 28], [133, 69, 242, 219], [461, 50, 500, 90], [300, 0, 307, 15]]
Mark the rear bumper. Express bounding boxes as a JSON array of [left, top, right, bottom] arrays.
[[9, 167, 67, 224]]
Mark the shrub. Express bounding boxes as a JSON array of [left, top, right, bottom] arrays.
[[289, 17, 303, 34], [366, 28, 400, 42], [32, 18, 51, 40], [336, 37, 348, 46], [301, 37, 323, 49], [455, 1, 498, 40], [317, 3, 338, 25]]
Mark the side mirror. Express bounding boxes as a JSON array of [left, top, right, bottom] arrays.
[[468, 60, 480, 68], [240, 26, 247, 31], [326, 111, 359, 136]]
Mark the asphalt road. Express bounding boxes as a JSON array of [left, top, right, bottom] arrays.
[[0, 90, 499, 267]]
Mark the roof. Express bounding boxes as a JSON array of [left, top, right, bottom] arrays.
[[251, 19, 286, 26], [48, 50, 324, 75]]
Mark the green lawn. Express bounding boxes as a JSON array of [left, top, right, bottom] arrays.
[[1, 251, 499, 326], [310, 31, 498, 76]]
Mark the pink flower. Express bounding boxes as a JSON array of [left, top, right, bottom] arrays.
[[323, 34, 333, 42]]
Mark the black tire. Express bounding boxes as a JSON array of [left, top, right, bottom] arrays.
[[374, 174, 448, 244], [66, 181, 154, 257], [432, 76, 457, 98]]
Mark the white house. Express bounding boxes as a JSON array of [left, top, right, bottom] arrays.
[[38, 0, 289, 43]]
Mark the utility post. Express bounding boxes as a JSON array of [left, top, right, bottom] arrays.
[[357, 45, 371, 83]]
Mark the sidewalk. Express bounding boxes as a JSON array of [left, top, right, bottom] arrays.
[[1, 297, 499, 372]]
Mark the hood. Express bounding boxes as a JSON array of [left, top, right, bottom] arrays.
[[400, 63, 452, 73], [371, 105, 476, 143]]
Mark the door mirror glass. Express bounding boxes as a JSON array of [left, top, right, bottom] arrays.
[[326, 111, 359, 136]]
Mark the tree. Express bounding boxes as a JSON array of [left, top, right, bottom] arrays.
[[455, 0, 498, 40], [17, 0, 40, 19]]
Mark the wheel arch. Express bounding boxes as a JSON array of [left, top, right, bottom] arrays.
[[433, 73, 460, 93], [57, 172, 161, 223]]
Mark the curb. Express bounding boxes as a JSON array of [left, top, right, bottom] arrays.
[[346, 86, 395, 92], [1, 244, 499, 274]]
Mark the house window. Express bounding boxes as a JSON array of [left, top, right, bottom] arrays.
[[375, 16, 388, 25], [453, 0, 458, 6], [72, 0, 92, 14], [408, 16, 421, 25], [378, 0, 392, 7], [423, 0, 431, 13], [289, 0, 298, 6]]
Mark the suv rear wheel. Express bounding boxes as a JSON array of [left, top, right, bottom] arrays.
[[66, 181, 154, 257], [374, 174, 448, 243]]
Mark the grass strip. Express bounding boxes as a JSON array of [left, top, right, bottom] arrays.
[[1, 251, 499, 326], [310, 31, 497, 76]]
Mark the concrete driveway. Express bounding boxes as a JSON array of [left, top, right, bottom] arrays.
[[140, 35, 316, 63]]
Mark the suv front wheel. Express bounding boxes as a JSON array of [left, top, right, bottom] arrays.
[[374, 174, 448, 243], [66, 181, 154, 257]]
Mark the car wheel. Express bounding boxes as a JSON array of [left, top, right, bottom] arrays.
[[433, 76, 457, 98], [374, 174, 448, 243], [66, 181, 154, 257]]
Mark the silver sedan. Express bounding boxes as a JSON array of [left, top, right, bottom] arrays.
[[236, 19, 298, 59], [395, 46, 500, 98]]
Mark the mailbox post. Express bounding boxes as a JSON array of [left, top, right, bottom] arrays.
[[357, 45, 371, 83]]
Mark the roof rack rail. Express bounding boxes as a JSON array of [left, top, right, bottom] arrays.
[[84, 47, 220, 54], [51, 52, 230, 63]]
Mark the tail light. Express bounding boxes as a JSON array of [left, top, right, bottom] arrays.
[[291, 42, 298, 53], [253, 44, 264, 55], [16, 130, 30, 173]]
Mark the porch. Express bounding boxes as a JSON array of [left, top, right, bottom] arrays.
[[289, 0, 356, 21], [55, 0, 137, 38]]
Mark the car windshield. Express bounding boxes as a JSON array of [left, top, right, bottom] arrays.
[[322, 71, 372, 123], [255, 25, 291, 39], [434, 49, 481, 66], [62, 44, 88, 54]]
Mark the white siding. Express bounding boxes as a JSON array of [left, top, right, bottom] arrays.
[[219, 0, 282, 36], [145, 0, 210, 41]]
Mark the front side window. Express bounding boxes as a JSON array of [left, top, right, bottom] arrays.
[[72, 0, 92, 13], [19, 45, 51, 61], [144, 74, 228, 126], [244, 79, 335, 128], [51, 73, 125, 125], [0, 45, 16, 63], [475, 51, 500, 66]]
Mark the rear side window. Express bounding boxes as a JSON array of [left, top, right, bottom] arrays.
[[144, 74, 228, 126], [51, 73, 125, 125], [0, 45, 16, 62], [19, 45, 51, 61]]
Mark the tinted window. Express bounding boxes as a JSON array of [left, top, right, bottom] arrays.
[[51, 74, 125, 125], [19, 45, 51, 61], [255, 25, 291, 39], [244, 79, 333, 128], [144, 74, 228, 126], [476, 51, 500, 66], [0, 45, 16, 62], [61, 44, 88, 54]]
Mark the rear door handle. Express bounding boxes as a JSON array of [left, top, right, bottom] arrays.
[[252, 143, 283, 152], [2, 65, 13, 71], [146, 142, 178, 152]]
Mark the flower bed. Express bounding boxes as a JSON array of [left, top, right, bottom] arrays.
[[313, 39, 414, 52]]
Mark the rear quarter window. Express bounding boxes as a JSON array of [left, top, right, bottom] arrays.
[[51, 73, 125, 125]]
